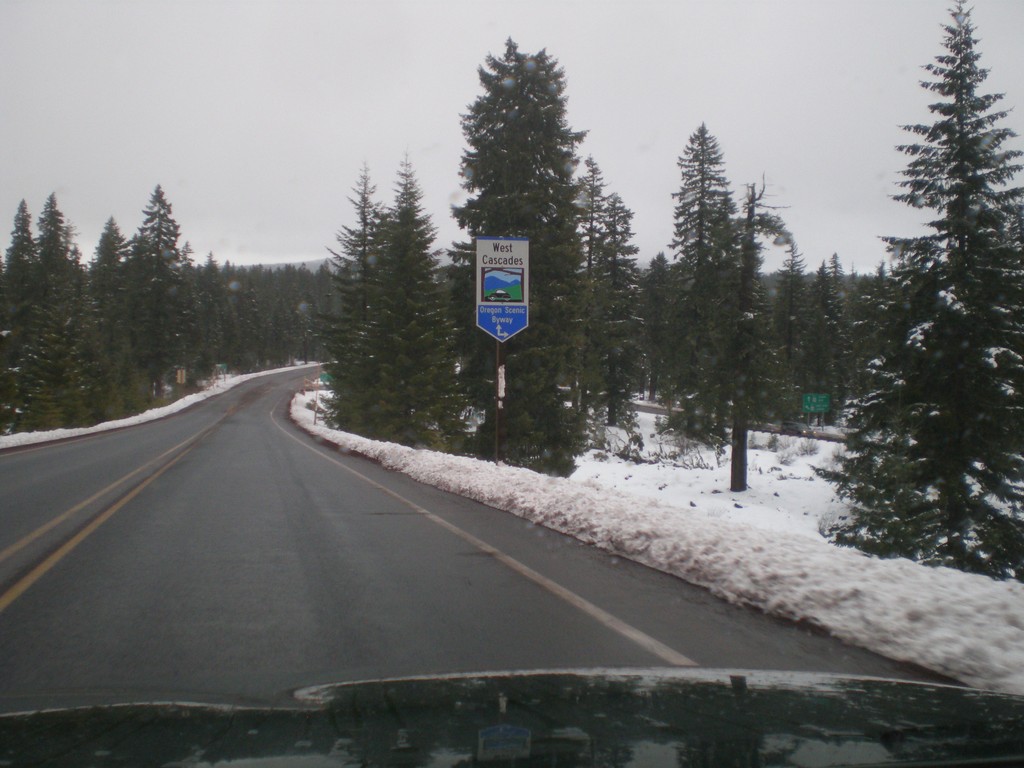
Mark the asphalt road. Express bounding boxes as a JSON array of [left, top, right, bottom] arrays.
[[0, 369, 947, 713]]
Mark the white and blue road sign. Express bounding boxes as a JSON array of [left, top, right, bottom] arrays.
[[476, 236, 529, 342]]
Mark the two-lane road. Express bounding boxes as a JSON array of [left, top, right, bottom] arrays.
[[0, 369, 947, 713]]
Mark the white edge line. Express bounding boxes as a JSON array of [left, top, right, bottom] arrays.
[[270, 398, 697, 668]]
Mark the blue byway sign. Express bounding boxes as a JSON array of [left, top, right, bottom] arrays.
[[476, 236, 529, 342]]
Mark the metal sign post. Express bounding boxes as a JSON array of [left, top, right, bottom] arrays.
[[495, 340, 506, 462], [476, 237, 529, 463]]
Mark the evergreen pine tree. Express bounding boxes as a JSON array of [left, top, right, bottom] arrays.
[[0, 252, 7, 429], [35, 193, 82, 302], [729, 184, 784, 491], [126, 185, 189, 397], [579, 157, 608, 275], [639, 252, 673, 401], [91, 218, 129, 341], [17, 196, 92, 429], [233, 270, 262, 371], [89, 217, 140, 417], [2, 200, 36, 370], [359, 158, 465, 449], [0, 233, 5, 330], [801, 256, 852, 424], [772, 241, 808, 415], [304, 263, 332, 363], [0, 330, 16, 432], [73, 293, 117, 425], [0, 231, 15, 430], [593, 192, 643, 429], [845, 263, 895, 400], [452, 40, 587, 475], [828, 4, 1024, 579], [192, 254, 228, 376], [576, 157, 610, 418], [667, 124, 739, 446], [18, 305, 81, 430], [324, 165, 384, 432], [176, 242, 202, 380], [576, 156, 642, 429], [334, 163, 382, 329], [218, 264, 242, 370], [17, 285, 102, 431]]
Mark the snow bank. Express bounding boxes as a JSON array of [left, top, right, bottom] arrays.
[[0, 364, 316, 450], [291, 392, 1024, 695]]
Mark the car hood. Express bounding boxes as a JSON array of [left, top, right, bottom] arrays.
[[3, 668, 1023, 767]]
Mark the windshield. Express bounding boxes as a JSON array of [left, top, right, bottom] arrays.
[[1, 1, 1023, 766]]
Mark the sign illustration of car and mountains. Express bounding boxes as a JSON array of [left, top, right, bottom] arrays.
[[481, 268, 524, 302]]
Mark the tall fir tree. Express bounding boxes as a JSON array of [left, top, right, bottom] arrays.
[[575, 156, 643, 428], [126, 186, 189, 397], [176, 242, 202, 378], [639, 252, 673, 401], [35, 193, 82, 303], [845, 263, 895, 400], [0, 228, 14, 429], [334, 163, 382, 330], [729, 183, 784, 491], [18, 196, 92, 429], [324, 165, 384, 432], [17, 298, 90, 430], [226, 266, 261, 371], [357, 158, 465, 449], [2, 200, 36, 370], [576, 156, 610, 418], [91, 217, 145, 414], [828, 4, 1024, 579], [191, 254, 228, 377], [91, 218, 129, 341], [0, 244, 8, 429], [667, 124, 739, 446], [579, 157, 608, 275], [772, 241, 808, 414], [452, 40, 587, 475], [801, 256, 852, 424], [0, 330, 15, 432], [592, 192, 643, 429]]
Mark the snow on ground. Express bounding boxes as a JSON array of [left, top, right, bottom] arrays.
[[0, 364, 316, 450], [574, 419, 844, 543], [291, 391, 1024, 696]]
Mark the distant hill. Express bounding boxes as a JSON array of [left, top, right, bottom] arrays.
[[261, 258, 330, 272]]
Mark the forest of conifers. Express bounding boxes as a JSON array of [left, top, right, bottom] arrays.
[[0, 187, 332, 432]]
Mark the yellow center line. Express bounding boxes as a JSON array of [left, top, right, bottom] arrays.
[[0, 431, 205, 567], [0, 404, 239, 614], [270, 397, 697, 668], [0, 432, 203, 614]]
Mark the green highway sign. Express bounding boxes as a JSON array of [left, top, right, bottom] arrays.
[[802, 393, 831, 413]]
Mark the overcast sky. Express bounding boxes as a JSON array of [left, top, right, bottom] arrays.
[[2, 0, 1022, 274]]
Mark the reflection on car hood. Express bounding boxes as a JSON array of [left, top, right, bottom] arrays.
[[3, 668, 1024, 767]]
